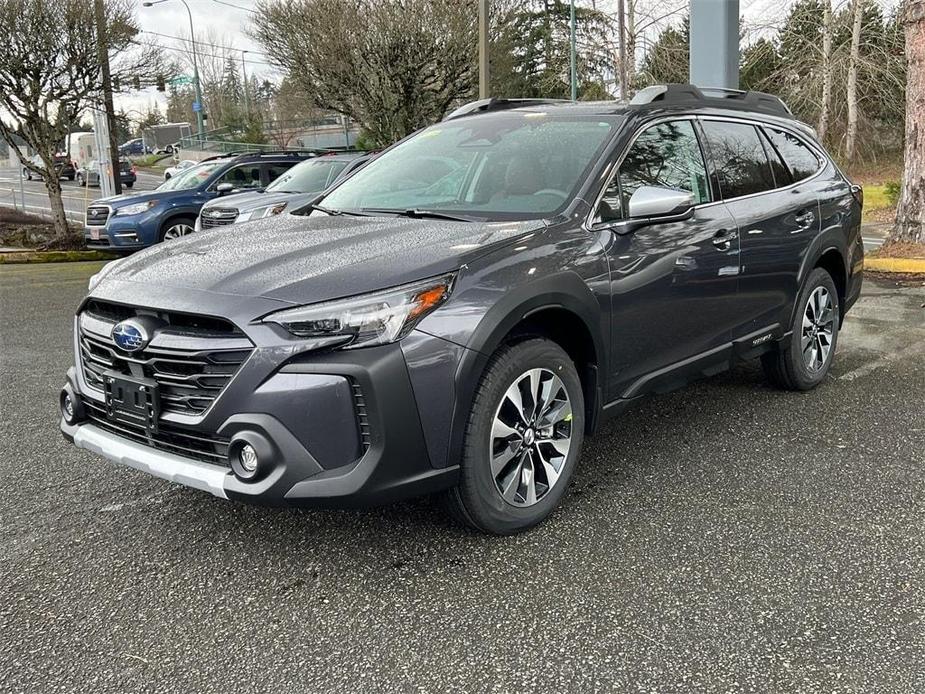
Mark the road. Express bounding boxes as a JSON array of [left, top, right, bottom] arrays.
[[0, 166, 162, 223], [1, 264, 923, 693]]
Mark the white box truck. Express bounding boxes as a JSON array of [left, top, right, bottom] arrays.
[[66, 132, 98, 170]]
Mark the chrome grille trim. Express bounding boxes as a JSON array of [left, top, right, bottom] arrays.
[[200, 207, 239, 228], [85, 204, 111, 226], [77, 305, 254, 418]]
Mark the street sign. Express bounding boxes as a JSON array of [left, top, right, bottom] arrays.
[[169, 75, 193, 86], [192, 101, 202, 112]]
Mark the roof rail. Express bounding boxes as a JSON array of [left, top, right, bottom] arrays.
[[630, 84, 792, 117], [443, 97, 570, 121]]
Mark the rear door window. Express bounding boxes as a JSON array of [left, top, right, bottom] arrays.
[[214, 164, 262, 190], [700, 120, 776, 199], [762, 127, 822, 182]]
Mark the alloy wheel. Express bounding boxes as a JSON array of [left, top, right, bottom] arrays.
[[489, 368, 573, 507], [163, 223, 193, 240], [802, 286, 836, 372]]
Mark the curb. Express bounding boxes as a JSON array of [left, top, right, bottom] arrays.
[[0, 250, 118, 264], [865, 257, 925, 273]]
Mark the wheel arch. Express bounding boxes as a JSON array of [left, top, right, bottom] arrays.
[[446, 272, 606, 468]]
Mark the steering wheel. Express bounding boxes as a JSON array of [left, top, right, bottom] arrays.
[[533, 188, 568, 200]]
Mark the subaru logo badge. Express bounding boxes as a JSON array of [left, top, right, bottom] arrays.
[[111, 320, 149, 352]]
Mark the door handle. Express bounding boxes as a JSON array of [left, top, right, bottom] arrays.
[[711, 228, 738, 251], [793, 209, 815, 233]]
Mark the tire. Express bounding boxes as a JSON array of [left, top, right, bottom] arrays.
[[442, 338, 585, 534], [159, 217, 195, 242], [66, 174, 74, 181], [124, 182, 134, 189], [762, 267, 840, 391], [164, 173, 171, 181]]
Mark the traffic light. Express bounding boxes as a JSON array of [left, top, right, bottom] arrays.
[[156, 75, 165, 92]]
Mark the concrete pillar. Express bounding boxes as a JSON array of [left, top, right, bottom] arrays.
[[690, 0, 740, 89]]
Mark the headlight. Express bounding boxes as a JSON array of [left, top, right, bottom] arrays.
[[238, 202, 288, 223], [114, 200, 157, 216], [263, 274, 455, 350]]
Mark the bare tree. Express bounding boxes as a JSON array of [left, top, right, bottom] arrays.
[[252, 0, 477, 148], [818, 0, 833, 141], [891, 0, 925, 245], [845, 0, 865, 160], [0, 0, 163, 237]]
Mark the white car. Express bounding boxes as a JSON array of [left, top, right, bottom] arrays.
[[164, 159, 196, 180]]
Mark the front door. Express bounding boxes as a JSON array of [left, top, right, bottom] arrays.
[[595, 119, 742, 399]]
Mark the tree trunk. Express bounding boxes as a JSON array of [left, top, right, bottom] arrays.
[[818, 0, 833, 142], [44, 176, 70, 238], [845, 0, 864, 161], [625, 0, 636, 94], [890, 0, 925, 245], [36, 150, 70, 238]]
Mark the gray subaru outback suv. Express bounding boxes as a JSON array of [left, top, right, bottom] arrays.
[[60, 85, 863, 534]]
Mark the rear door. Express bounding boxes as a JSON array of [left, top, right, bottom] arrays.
[[698, 118, 820, 338], [597, 118, 742, 398]]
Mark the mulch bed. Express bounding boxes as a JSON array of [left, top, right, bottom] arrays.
[[0, 206, 84, 251], [869, 241, 925, 259]]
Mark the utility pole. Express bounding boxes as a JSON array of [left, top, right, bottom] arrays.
[[478, 0, 490, 99], [570, 0, 577, 100], [143, 0, 205, 141], [93, 0, 122, 195], [617, 0, 627, 100], [690, 0, 739, 89]]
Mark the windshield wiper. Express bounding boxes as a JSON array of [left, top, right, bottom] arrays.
[[362, 207, 477, 222], [306, 203, 370, 217]]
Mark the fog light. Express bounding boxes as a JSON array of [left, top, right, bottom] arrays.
[[239, 444, 258, 473], [63, 394, 75, 419], [60, 387, 83, 425]]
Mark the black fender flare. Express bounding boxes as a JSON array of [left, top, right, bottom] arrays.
[[445, 270, 606, 468]]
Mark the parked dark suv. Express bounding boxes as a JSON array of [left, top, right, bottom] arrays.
[[60, 85, 863, 534]]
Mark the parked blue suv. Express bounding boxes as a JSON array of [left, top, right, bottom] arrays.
[[84, 151, 313, 250]]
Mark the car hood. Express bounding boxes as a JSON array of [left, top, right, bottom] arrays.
[[201, 190, 303, 213], [95, 213, 544, 305], [98, 190, 159, 207]]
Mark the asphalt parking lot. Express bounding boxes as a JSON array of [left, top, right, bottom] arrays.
[[1, 262, 923, 693]]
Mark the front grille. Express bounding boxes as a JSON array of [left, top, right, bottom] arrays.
[[200, 208, 239, 228], [81, 398, 230, 466], [86, 206, 110, 226], [78, 300, 253, 417]]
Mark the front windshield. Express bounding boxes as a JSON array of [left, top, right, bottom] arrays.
[[267, 158, 349, 193], [157, 161, 224, 191], [320, 113, 618, 220]]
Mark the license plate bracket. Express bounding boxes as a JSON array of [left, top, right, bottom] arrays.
[[104, 372, 159, 433], [89, 227, 101, 241]]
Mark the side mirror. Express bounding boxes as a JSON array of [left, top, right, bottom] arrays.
[[627, 185, 694, 219], [216, 182, 234, 195]]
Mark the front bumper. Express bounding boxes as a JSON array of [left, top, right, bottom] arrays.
[[85, 210, 160, 249], [61, 321, 463, 507]]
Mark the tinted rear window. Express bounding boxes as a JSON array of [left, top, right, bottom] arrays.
[[763, 127, 821, 182], [701, 120, 775, 199]]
